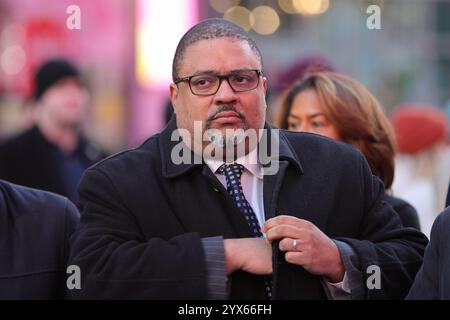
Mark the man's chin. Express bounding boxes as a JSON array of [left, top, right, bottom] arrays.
[[208, 121, 246, 132]]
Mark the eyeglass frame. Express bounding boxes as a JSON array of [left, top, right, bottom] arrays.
[[173, 69, 263, 96]]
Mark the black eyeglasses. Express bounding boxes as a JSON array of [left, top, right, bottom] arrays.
[[174, 69, 262, 96]]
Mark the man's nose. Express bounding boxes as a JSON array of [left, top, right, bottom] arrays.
[[213, 79, 239, 104]]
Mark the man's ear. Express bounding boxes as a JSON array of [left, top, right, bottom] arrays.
[[169, 83, 178, 114]]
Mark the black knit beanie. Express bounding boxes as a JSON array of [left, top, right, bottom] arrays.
[[33, 59, 81, 101]]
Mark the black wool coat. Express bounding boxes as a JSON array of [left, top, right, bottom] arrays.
[[407, 207, 450, 300], [0, 180, 79, 299], [70, 119, 427, 299]]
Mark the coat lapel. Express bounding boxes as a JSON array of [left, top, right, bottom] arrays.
[[263, 160, 289, 220], [260, 124, 302, 219], [201, 165, 254, 237]]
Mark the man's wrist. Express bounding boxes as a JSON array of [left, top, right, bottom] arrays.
[[326, 264, 345, 283], [224, 239, 240, 275], [325, 242, 345, 283]]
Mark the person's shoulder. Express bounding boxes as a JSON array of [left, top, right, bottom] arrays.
[[0, 127, 37, 153], [0, 179, 78, 224], [86, 133, 162, 175], [434, 207, 450, 228], [279, 129, 362, 161], [383, 194, 421, 229], [429, 207, 450, 252], [384, 194, 414, 211]]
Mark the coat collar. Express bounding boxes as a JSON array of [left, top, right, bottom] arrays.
[[160, 116, 303, 178]]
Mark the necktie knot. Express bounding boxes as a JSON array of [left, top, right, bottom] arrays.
[[218, 164, 245, 191], [217, 163, 244, 178]]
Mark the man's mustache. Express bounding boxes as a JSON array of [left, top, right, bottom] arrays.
[[207, 105, 245, 122]]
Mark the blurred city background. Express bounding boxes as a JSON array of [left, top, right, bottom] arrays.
[[1, 0, 449, 149], [0, 0, 449, 233]]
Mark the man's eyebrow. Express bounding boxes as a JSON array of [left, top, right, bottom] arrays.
[[191, 70, 216, 76]]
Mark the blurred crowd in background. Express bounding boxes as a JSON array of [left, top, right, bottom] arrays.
[[0, 0, 449, 236]]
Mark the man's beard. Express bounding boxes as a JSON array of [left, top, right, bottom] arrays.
[[204, 105, 248, 148]]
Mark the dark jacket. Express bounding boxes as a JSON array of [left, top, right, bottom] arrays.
[[69, 119, 428, 299], [0, 126, 105, 201], [407, 207, 450, 299], [384, 194, 421, 230], [0, 180, 79, 299]]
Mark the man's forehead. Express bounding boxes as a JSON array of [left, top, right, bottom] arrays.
[[179, 38, 261, 74]]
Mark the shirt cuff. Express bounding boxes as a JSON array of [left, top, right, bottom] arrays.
[[331, 239, 365, 299], [322, 272, 351, 299], [326, 271, 351, 291], [201, 236, 228, 299]]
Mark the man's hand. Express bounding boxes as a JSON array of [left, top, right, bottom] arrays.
[[224, 238, 272, 275], [263, 215, 344, 283]]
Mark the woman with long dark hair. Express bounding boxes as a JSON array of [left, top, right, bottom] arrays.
[[276, 72, 420, 229]]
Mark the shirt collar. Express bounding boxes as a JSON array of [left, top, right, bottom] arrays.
[[204, 146, 263, 180], [160, 117, 303, 178]]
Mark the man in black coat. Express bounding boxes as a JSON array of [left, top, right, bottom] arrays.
[[0, 59, 105, 202], [69, 18, 427, 300], [0, 180, 79, 299], [407, 207, 450, 299]]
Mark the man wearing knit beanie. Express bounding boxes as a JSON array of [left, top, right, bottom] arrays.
[[0, 58, 106, 202], [34, 59, 82, 101]]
